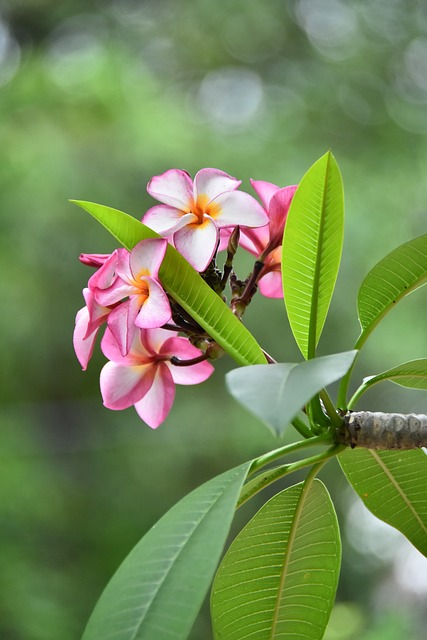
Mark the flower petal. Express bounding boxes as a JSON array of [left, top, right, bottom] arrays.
[[106, 299, 139, 357], [239, 226, 270, 256], [250, 179, 280, 210], [147, 169, 193, 209], [101, 326, 151, 364], [134, 277, 172, 328], [133, 362, 175, 428], [268, 185, 298, 244], [173, 217, 218, 271], [193, 168, 240, 204], [143, 205, 197, 236], [130, 238, 168, 280], [162, 337, 215, 384], [259, 271, 283, 298], [73, 306, 98, 370], [100, 360, 156, 410], [79, 253, 110, 268], [211, 191, 268, 228], [82, 288, 110, 338]]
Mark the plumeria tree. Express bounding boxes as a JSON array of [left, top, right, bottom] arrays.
[[73, 153, 427, 640]]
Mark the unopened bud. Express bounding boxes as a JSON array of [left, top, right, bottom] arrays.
[[227, 226, 240, 257]]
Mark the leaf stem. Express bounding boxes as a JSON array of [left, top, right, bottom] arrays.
[[238, 445, 344, 508], [319, 389, 343, 428], [248, 433, 334, 475], [291, 416, 313, 439]]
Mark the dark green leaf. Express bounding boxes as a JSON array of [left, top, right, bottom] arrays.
[[82, 462, 251, 640], [211, 479, 341, 639], [71, 200, 266, 366], [226, 350, 357, 436], [340, 448, 427, 556], [282, 152, 344, 359], [357, 234, 427, 348]]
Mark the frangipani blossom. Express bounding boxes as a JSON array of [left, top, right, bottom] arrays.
[[100, 327, 214, 429], [222, 180, 297, 298], [143, 168, 268, 272], [73, 250, 126, 370], [95, 238, 172, 356]]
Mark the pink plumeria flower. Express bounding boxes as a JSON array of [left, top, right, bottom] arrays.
[[100, 327, 214, 429], [143, 168, 268, 272], [73, 250, 126, 369], [222, 180, 297, 298], [95, 238, 172, 356]]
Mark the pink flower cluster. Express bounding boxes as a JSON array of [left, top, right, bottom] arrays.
[[74, 168, 296, 428]]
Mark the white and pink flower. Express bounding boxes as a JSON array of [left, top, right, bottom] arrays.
[[100, 327, 214, 429], [143, 168, 268, 272]]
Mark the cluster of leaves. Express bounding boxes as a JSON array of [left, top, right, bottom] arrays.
[[74, 152, 427, 639]]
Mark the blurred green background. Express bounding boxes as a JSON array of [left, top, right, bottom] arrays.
[[1, 1, 427, 638]]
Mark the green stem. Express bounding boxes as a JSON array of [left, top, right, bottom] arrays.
[[238, 444, 345, 508], [347, 381, 371, 410], [319, 389, 342, 428], [337, 336, 363, 409], [249, 433, 333, 475], [291, 416, 313, 439]]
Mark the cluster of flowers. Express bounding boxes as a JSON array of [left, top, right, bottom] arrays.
[[74, 168, 297, 428]]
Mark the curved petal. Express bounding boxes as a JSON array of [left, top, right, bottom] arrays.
[[239, 226, 270, 256], [134, 277, 172, 328], [259, 270, 283, 298], [141, 327, 177, 354], [73, 306, 98, 370], [162, 337, 215, 384], [173, 217, 218, 271], [147, 169, 193, 209], [211, 191, 268, 228], [79, 253, 110, 268], [88, 250, 120, 291], [133, 362, 175, 428], [100, 361, 155, 410], [82, 288, 110, 337], [194, 168, 240, 204], [268, 185, 298, 244], [250, 179, 280, 210], [94, 276, 133, 307], [143, 205, 197, 236], [130, 237, 168, 281], [101, 326, 151, 364], [105, 300, 140, 358]]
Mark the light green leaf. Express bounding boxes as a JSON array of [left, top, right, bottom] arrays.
[[226, 350, 357, 436], [82, 462, 251, 640], [71, 200, 266, 366], [282, 151, 344, 359], [357, 234, 427, 349], [211, 479, 341, 640], [339, 449, 427, 556]]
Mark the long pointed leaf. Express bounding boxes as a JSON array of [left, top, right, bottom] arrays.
[[357, 234, 427, 349], [339, 449, 427, 556], [71, 200, 266, 366], [226, 350, 357, 436], [282, 152, 344, 359], [82, 462, 251, 640], [211, 479, 341, 639]]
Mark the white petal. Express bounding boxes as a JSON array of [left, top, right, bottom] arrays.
[[173, 217, 218, 271], [211, 191, 268, 228], [194, 168, 240, 204], [143, 206, 197, 236], [147, 169, 193, 209]]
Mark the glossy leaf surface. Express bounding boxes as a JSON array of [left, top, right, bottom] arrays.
[[282, 151, 344, 359], [71, 200, 266, 366], [340, 449, 427, 556], [211, 479, 341, 639], [357, 234, 427, 348], [226, 350, 357, 436], [82, 462, 251, 640]]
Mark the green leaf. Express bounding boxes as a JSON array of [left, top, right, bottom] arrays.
[[226, 350, 357, 436], [357, 234, 427, 349], [71, 200, 266, 366], [82, 462, 251, 640], [211, 479, 341, 640], [282, 151, 344, 359], [339, 449, 427, 556]]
